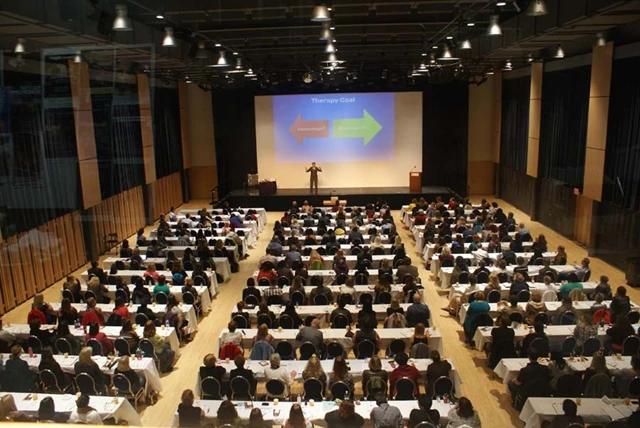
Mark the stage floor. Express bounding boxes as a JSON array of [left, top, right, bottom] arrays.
[[224, 186, 451, 211]]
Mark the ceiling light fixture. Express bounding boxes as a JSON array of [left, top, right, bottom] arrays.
[[467, 22, 475, 27], [554, 45, 565, 58], [311, 5, 331, 22], [162, 27, 176, 47], [156, 13, 164, 19], [526, 0, 548, 17], [487, 67, 494, 75], [438, 45, 458, 61], [14, 38, 26, 54], [195, 41, 211, 59], [596, 32, 606, 47], [496, 1, 506, 6], [112, 4, 133, 31], [73, 51, 82, 63], [208, 51, 228, 67], [446, 36, 453, 40], [214, 43, 221, 47], [527, 53, 534, 62], [320, 24, 332, 40], [325, 41, 336, 53], [488, 15, 502, 36], [503, 59, 512, 71], [460, 39, 472, 50]]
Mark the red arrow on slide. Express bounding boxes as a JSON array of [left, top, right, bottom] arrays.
[[289, 114, 329, 144]]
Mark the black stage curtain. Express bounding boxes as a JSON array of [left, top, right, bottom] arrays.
[[91, 78, 144, 198], [603, 55, 640, 211], [500, 76, 530, 172], [153, 86, 183, 179], [498, 165, 536, 215], [422, 83, 469, 196], [538, 66, 590, 189], [212, 88, 258, 196], [0, 70, 80, 238]]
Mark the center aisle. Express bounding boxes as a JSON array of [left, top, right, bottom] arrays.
[[393, 210, 521, 427], [139, 204, 271, 426]]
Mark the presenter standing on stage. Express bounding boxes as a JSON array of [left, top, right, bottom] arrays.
[[306, 162, 322, 195]]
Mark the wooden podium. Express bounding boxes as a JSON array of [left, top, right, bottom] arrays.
[[409, 172, 422, 193]]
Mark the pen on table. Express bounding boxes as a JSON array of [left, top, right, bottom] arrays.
[[242, 330, 246, 335]]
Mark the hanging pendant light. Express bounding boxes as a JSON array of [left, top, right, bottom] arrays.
[[554, 45, 565, 58], [211, 51, 228, 67], [488, 15, 502, 36], [438, 45, 458, 61], [595, 33, 606, 47], [73, 51, 82, 63], [319, 23, 332, 41], [112, 4, 133, 31], [526, 0, 548, 17], [325, 41, 336, 53], [14, 38, 26, 54], [195, 41, 211, 59], [460, 39, 472, 50], [162, 27, 176, 47], [311, 5, 331, 22]]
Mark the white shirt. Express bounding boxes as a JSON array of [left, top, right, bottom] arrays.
[[69, 409, 103, 425], [264, 366, 292, 396]]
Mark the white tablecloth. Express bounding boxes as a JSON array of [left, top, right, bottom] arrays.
[[151, 227, 256, 246], [1, 392, 142, 425], [438, 265, 576, 289], [520, 397, 635, 428], [253, 269, 399, 286], [139, 242, 242, 263], [430, 251, 553, 275], [48, 302, 198, 335], [193, 357, 461, 397], [172, 218, 260, 238], [0, 352, 162, 393], [3, 323, 181, 355], [103, 257, 232, 283], [282, 244, 396, 255], [275, 255, 391, 270], [282, 230, 389, 244], [178, 207, 267, 231], [234, 303, 412, 323], [172, 399, 455, 427], [472, 324, 640, 351], [80, 270, 218, 297], [256, 284, 405, 298], [449, 282, 598, 301], [218, 327, 443, 356], [494, 355, 633, 385]]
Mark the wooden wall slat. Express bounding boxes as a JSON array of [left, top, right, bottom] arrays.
[[56, 219, 71, 276], [72, 212, 86, 268], [63, 214, 77, 270], [6, 236, 27, 305], [0, 243, 16, 311], [49, 219, 64, 281], [17, 233, 36, 299], [38, 225, 55, 286], [30, 230, 46, 294]]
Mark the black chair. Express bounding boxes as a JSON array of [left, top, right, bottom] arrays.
[[334, 273, 348, 285], [291, 291, 306, 306], [497, 273, 509, 283], [516, 290, 530, 303], [359, 293, 373, 305], [26, 335, 43, 354], [258, 278, 271, 287], [338, 293, 354, 305], [61, 289, 75, 302], [113, 373, 145, 410], [257, 314, 273, 328], [528, 337, 550, 357], [394, 377, 417, 400], [332, 314, 350, 329], [135, 313, 149, 326], [279, 315, 294, 329], [628, 377, 640, 398], [365, 378, 388, 400], [441, 259, 454, 268], [299, 342, 317, 360], [561, 337, 577, 357], [534, 312, 549, 325], [476, 271, 490, 284], [114, 338, 131, 356], [76, 373, 99, 395], [139, 338, 158, 364], [355, 273, 368, 285], [377, 291, 392, 304], [330, 381, 350, 400], [86, 339, 103, 356], [276, 341, 295, 360], [356, 340, 376, 359], [414, 423, 437, 428], [232, 315, 249, 329], [54, 338, 73, 355], [514, 378, 551, 410], [266, 379, 287, 399], [39, 369, 72, 393], [582, 337, 602, 357], [230, 376, 253, 400], [627, 311, 640, 324], [622, 335, 640, 356], [200, 376, 222, 399], [115, 288, 129, 303], [303, 378, 325, 401], [313, 294, 329, 305], [559, 311, 577, 325], [401, 274, 415, 284], [244, 294, 259, 305], [487, 290, 501, 303], [304, 316, 315, 327], [457, 272, 469, 285], [432, 376, 453, 398], [154, 292, 168, 305], [326, 342, 344, 359], [509, 312, 523, 325], [84, 290, 97, 302], [182, 292, 201, 318], [583, 270, 591, 281], [388, 339, 406, 357], [278, 276, 290, 287], [555, 374, 582, 397]]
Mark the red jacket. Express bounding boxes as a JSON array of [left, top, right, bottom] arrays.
[[389, 364, 421, 396], [27, 308, 47, 325], [219, 342, 242, 360], [81, 309, 104, 326]]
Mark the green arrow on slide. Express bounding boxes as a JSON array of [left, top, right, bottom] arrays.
[[332, 109, 382, 145]]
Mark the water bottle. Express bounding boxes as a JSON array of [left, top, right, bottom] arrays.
[[222, 394, 228, 401], [165, 319, 170, 329], [345, 390, 350, 400], [599, 318, 605, 328], [297, 394, 302, 404], [28, 347, 34, 358]]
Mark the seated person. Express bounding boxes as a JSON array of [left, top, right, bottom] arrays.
[[547, 399, 584, 428], [389, 352, 420, 397], [199, 353, 226, 383], [508, 349, 550, 405], [520, 322, 548, 357], [230, 355, 257, 395]]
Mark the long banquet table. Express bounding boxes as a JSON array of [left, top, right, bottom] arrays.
[[438, 265, 576, 289], [102, 256, 232, 282], [519, 397, 635, 428]]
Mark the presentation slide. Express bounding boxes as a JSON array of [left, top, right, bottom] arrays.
[[255, 92, 422, 189], [272, 93, 394, 163]]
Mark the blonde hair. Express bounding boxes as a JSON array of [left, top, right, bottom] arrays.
[[88, 277, 100, 289], [394, 236, 402, 246], [78, 347, 93, 365], [488, 274, 500, 289], [309, 249, 322, 261], [441, 247, 451, 257], [0, 395, 18, 421], [414, 323, 426, 336], [303, 355, 324, 379], [514, 273, 525, 282], [116, 355, 131, 372], [147, 264, 156, 272], [368, 355, 382, 371], [390, 297, 400, 309]]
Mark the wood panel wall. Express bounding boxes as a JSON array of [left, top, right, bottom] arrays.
[[149, 172, 183, 221], [87, 186, 146, 255], [0, 212, 85, 314]]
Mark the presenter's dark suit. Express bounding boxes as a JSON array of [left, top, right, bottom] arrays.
[[307, 166, 322, 194]]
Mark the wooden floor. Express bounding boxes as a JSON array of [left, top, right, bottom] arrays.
[[2, 196, 639, 427]]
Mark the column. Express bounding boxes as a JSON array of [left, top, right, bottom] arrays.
[[137, 74, 156, 184], [526, 62, 543, 178], [68, 61, 102, 209], [467, 74, 497, 195], [575, 42, 613, 246]]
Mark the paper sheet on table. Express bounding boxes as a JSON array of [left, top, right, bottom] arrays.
[[550, 403, 565, 415], [601, 404, 627, 420], [612, 404, 633, 418], [540, 403, 560, 415]]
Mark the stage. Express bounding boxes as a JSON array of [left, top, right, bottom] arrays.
[[223, 186, 452, 211]]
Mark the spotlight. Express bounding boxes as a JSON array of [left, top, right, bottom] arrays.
[[554, 45, 565, 58], [596, 33, 606, 47], [438, 45, 458, 61], [320, 23, 332, 41], [460, 39, 472, 50], [73, 51, 82, 63], [112, 4, 132, 31], [162, 27, 176, 47], [14, 38, 26, 54], [526, 0, 548, 17], [488, 15, 502, 36], [311, 5, 331, 22], [325, 41, 336, 53]]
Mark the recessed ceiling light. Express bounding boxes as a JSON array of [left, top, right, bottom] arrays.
[[496, 1, 506, 6], [432, 45, 438, 49], [446, 36, 453, 40], [421, 53, 427, 56], [467, 22, 475, 27], [233, 52, 238, 55], [156, 14, 164, 19], [215, 43, 221, 47], [330, 26, 335, 30]]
